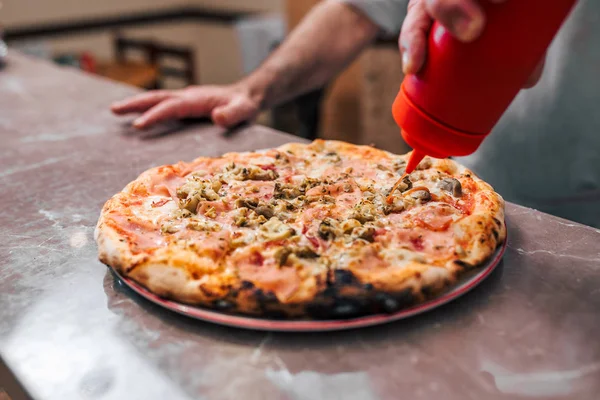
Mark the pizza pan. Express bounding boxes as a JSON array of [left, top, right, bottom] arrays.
[[114, 240, 506, 332]]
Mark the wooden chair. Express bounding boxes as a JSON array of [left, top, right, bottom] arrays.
[[96, 34, 197, 89]]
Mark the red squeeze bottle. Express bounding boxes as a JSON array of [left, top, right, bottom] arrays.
[[393, 0, 578, 174]]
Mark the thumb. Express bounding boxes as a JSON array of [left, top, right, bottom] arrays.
[[211, 96, 258, 127]]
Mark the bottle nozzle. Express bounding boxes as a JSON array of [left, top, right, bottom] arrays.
[[405, 149, 426, 174]]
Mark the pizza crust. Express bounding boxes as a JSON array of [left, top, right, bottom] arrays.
[[96, 139, 506, 319]]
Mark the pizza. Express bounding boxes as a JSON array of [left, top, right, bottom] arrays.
[[95, 139, 506, 319]]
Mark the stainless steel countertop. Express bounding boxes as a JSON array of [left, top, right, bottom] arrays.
[[1, 52, 600, 400]]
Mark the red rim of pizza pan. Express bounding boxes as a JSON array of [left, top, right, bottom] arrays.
[[115, 239, 507, 332]]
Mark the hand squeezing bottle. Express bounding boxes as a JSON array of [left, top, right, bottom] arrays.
[[392, 0, 578, 175]]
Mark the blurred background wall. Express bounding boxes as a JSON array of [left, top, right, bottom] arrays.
[[1, 0, 409, 153]]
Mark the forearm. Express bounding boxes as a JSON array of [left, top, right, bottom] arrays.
[[242, 1, 380, 109]]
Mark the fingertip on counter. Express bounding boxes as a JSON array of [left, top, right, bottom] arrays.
[[110, 102, 129, 115], [133, 118, 147, 129]]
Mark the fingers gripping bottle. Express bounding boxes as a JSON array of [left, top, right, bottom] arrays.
[[393, 0, 578, 174]]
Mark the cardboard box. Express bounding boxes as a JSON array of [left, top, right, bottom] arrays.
[[360, 45, 410, 154]]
